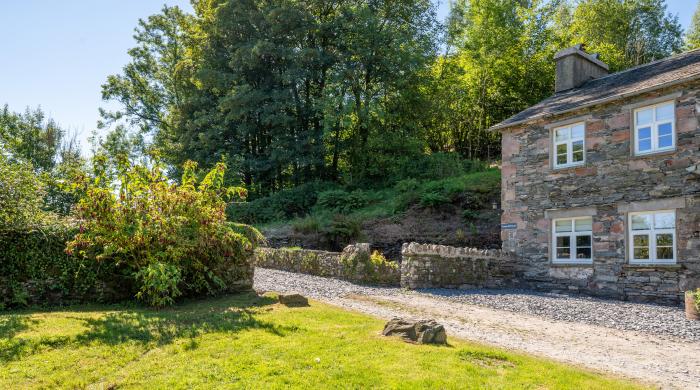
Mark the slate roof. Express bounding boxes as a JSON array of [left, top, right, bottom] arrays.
[[490, 49, 700, 131]]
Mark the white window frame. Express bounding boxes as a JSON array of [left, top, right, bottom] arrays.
[[628, 210, 676, 265], [633, 101, 675, 155], [552, 122, 586, 169], [552, 216, 593, 264]]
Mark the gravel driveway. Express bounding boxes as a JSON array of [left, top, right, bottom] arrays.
[[255, 267, 700, 389]]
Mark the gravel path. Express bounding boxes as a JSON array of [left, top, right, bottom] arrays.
[[254, 267, 700, 341], [254, 267, 700, 389]]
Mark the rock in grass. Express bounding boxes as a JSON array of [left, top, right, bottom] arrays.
[[278, 293, 309, 307], [382, 318, 447, 344]]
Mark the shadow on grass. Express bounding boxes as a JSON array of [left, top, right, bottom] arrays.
[[0, 292, 295, 363], [0, 315, 37, 339]]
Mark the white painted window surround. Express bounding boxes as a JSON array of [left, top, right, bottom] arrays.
[[553, 122, 585, 168], [552, 217, 593, 264], [633, 101, 675, 155], [628, 210, 676, 264]]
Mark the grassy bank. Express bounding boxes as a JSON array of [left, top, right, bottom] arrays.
[[0, 293, 644, 389]]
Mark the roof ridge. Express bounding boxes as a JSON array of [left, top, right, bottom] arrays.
[[585, 48, 700, 84]]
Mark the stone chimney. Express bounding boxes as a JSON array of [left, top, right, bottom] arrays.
[[554, 44, 609, 93]]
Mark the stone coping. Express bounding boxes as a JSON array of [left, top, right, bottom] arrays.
[[401, 242, 506, 259]]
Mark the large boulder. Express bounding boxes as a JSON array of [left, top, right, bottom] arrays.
[[278, 292, 309, 307], [382, 317, 447, 344]]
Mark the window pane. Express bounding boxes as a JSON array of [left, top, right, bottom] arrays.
[[656, 233, 673, 246], [556, 143, 567, 154], [556, 235, 571, 248], [631, 215, 651, 230], [638, 126, 651, 140], [634, 247, 650, 259], [657, 246, 673, 260], [659, 135, 673, 148], [633, 234, 649, 247], [638, 138, 651, 152], [655, 103, 674, 121], [575, 218, 592, 232], [556, 248, 571, 258], [571, 124, 584, 139], [555, 220, 572, 232], [658, 122, 672, 136], [636, 109, 652, 125], [576, 247, 592, 259], [555, 128, 569, 141], [576, 235, 591, 247], [570, 138, 583, 163], [654, 212, 675, 229]]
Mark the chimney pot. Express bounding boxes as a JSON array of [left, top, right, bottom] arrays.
[[554, 45, 609, 93]]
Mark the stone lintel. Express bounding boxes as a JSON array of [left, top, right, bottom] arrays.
[[544, 114, 593, 129], [617, 197, 686, 213], [544, 206, 597, 219], [621, 91, 683, 111]]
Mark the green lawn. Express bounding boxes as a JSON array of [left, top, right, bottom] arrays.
[[0, 293, 645, 389]]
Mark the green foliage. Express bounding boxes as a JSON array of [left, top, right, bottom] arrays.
[[564, 0, 683, 71], [419, 192, 452, 208], [135, 262, 182, 308], [316, 190, 369, 214], [686, 2, 700, 50], [228, 181, 338, 224], [67, 158, 258, 306], [0, 222, 113, 309], [690, 288, 700, 312], [322, 215, 363, 250], [0, 154, 48, 230]]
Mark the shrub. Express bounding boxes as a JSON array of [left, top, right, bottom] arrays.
[[690, 288, 700, 311], [419, 192, 451, 208], [292, 215, 323, 234], [0, 222, 116, 309], [135, 262, 182, 308], [67, 157, 259, 306], [316, 189, 368, 213], [227, 181, 337, 224], [321, 215, 363, 250]]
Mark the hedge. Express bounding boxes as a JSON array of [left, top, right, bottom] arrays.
[[0, 223, 129, 309]]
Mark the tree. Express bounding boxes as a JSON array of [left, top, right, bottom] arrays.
[[686, 1, 700, 50], [0, 105, 64, 172], [421, 0, 560, 158], [0, 153, 46, 230], [100, 5, 194, 150], [565, 0, 683, 71]]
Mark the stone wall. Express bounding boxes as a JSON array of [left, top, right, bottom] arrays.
[[400, 242, 518, 289], [254, 243, 401, 286], [500, 80, 700, 304]]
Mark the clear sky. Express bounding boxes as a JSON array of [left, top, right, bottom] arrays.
[[0, 0, 695, 155]]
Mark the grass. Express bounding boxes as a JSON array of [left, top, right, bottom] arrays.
[[0, 293, 645, 389]]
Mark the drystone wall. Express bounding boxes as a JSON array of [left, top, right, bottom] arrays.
[[254, 243, 401, 286], [400, 242, 518, 289]]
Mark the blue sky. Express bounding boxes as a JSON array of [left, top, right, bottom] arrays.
[[0, 1, 695, 155]]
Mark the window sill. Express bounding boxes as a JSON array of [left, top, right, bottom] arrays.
[[550, 262, 593, 268], [552, 163, 585, 172], [623, 263, 681, 270], [630, 149, 677, 159]]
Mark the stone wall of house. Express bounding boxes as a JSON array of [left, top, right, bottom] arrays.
[[254, 243, 401, 286], [500, 80, 700, 304], [400, 242, 518, 289]]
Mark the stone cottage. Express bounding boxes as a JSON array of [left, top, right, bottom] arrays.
[[491, 45, 700, 304]]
